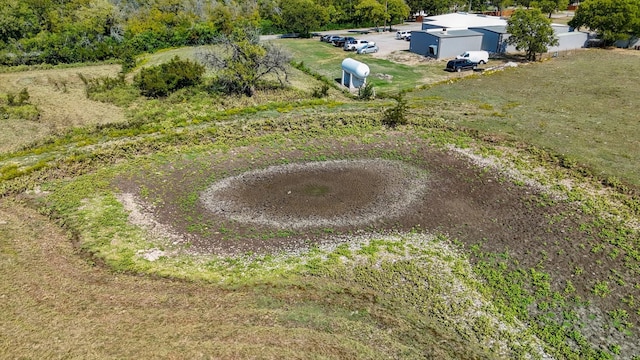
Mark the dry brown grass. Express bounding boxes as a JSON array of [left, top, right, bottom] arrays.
[[0, 65, 127, 153], [0, 199, 346, 358], [3, 198, 485, 359]]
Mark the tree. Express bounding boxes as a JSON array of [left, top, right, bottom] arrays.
[[280, 0, 329, 37], [531, 0, 569, 17], [355, 0, 388, 29], [490, 0, 515, 16], [506, 8, 558, 61], [0, 0, 40, 44], [198, 27, 292, 97], [569, 0, 640, 45], [387, 0, 411, 26]]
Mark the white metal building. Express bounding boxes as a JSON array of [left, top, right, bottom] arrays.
[[411, 12, 588, 59], [409, 29, 483, 59]]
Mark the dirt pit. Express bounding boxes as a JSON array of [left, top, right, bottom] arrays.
[[201, 159, 428, 229], [115, 134, 590, 260]]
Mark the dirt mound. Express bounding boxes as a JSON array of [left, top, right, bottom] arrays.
[[383, 50, 439, 65]]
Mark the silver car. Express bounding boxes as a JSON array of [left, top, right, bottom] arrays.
[[357, 42, 378, 54]]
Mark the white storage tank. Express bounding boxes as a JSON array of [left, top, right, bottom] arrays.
[[341, 58, 370, 90]]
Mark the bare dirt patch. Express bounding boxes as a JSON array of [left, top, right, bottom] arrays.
[[381, 50, 440, 65], [201, 159, 427, 229], [112, 132, 640, 355]]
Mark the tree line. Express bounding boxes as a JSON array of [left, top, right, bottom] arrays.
[[1, 0, 638, 66]]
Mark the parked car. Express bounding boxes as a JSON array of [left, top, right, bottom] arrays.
[[446, 59, 477, 72], [320, 34, 333, 42], [456, 50, 489, 64], [395, 30, 411, 39], [344, 39, 369, 51], [333, 36, 355, 47], [357, 42, 379, 54], [325, 35, 341, 43]]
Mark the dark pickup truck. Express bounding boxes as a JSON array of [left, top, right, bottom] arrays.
[[333, 36, 355, 47], [445, 59, 477, 72]]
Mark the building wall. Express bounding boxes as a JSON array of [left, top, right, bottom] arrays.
[[615, 36, 640, 49], [549, 31, 588, 52], [439, 36, 483, 58], [469, 28, 502, 53], [410, 31, 483, 59], [497, 34, 518, 53], [552, 24, 571, 34], [409, 31, 439, 57], [422, 23, 444, 31], [413, 22, 586, 58]]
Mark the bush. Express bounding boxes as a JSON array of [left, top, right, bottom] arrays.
[[6, 88, 30, 106], [134, 56, 205, 98], [78, 73, 138, 106], [311, 83, 330, 98], [382, 92, 409, 128], [358, 81, 375, 100], [79, 73, 126, 95]]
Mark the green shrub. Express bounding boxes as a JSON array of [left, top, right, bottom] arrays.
[[382, 92, 409, 128], [358, 81, 375, 100], [78, 73, 138, 106], [7, 88, 30, 106], [134, 56, 205, 98], [79, 73, 126, 95], [311, 83, 330, 98], [3, 104, 40, 121]]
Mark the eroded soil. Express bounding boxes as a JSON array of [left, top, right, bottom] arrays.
[[113, 132, 640, 357]]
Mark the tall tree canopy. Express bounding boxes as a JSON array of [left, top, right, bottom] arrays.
[[198, 26, 292, 97], [280, 0, 329, 37], [387, 0, 411, 26], [506, 8, 558, 61], [569, 0, 640, 45], [531, 0, 569, 18], [355, 0, 389, 29]]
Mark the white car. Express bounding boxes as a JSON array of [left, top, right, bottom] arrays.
[[344, 39, 369, 51], [357, 42, 378, 54], [395, 31, 410, 40]]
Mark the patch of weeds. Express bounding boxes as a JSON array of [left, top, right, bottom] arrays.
[[382, 92, 408, 128], [1, 89, 39, 121], [6, 88, 30, 105], [311, 83, 330, 98], [358, 81, 375, 100], [592, 281, 611, 297]]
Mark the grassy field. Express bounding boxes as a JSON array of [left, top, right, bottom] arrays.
[[276, 39, 450, 93], [1, 45, 640, 359], [408, 49, 640, 188], [0, 64, 127, 153]]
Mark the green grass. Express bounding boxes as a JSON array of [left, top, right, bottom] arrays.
[[2, 45, 640, 359], [276, 39, 449, 94], [409, 49, 640, 187]]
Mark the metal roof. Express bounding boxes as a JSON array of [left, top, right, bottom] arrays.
[[469, 25, 508, 34], [422, 13, 507, 29], [422, 29, 484, 38]]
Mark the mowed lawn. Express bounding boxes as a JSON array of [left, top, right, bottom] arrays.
[[411, 49, 640, 187], [275, 38, 449, 93]]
